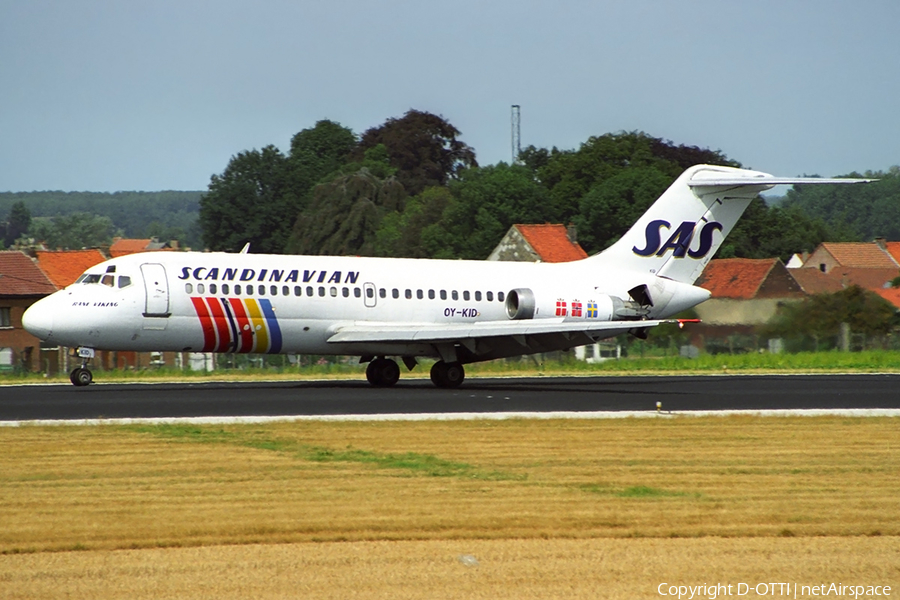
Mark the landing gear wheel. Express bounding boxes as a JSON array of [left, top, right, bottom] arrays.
[[365, 358, 401, 387], [430, 361, 465, 388], [69, 367, 93, 387]]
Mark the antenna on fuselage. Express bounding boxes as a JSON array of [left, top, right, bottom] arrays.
[[239, 242, 250, 254]]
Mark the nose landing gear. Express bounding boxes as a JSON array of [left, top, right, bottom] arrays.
[[69, 347, 95, 387]]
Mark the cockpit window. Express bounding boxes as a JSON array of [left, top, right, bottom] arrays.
[[101, 274, 115, 287], [118, 276, 132, 288], [82, 274, 102, 284]]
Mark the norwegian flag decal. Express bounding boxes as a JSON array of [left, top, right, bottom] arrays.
[[571, 301, 583, 318]]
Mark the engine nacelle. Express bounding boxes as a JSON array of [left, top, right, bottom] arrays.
[[506, 288, 648, 322]]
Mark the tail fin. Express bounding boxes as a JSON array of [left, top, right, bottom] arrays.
[[591, 164, 873, 284]]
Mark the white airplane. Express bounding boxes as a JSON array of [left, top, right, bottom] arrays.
[[22, 165, 871, 387]]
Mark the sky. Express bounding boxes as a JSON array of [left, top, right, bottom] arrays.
[[2, 0, 899, 192]]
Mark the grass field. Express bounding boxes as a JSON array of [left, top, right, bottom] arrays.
[[1, 416, 898, 597], [6, 349, 900, 385]]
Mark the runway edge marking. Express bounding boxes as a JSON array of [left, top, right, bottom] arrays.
[[2, 409, 900, 427]]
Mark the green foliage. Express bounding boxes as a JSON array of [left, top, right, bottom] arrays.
[[287, 168, 406, 256], [717, 199, 848, 261], [374, 186, 453, 258], [433, 163, 552, 259], [765, 286, 899, 343], [28, 213, 119, 249], [781, 166, 900, 241], [287, 119, 357, 197], [353, 109, 477, 196], [0, 191, 202, 247], [200, 145, 299, 253]]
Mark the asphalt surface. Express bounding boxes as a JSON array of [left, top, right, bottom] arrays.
[[2, 374, 899, 421]]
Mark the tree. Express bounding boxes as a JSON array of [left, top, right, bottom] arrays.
[[424, 163, 552, 260], [374, 186, 454, 258], [3, 201, 31, 247], [199, 145, 298, 253], [287, 165, 406, 256], [353, 109, 477, 196], [287, 120, 357, 199], [765, 286, 898, 348], [28, 213, 118, 249]]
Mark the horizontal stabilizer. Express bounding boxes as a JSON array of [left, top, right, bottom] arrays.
[[688, 175, 875, 190]]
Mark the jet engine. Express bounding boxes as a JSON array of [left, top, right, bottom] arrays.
[[505, 288, 649, 322]]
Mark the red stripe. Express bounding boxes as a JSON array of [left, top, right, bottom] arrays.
[[191, 297, 217, 352], [228, 298, 254, 353], [205, 298, 232, 352]]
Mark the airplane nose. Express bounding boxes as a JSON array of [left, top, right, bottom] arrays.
[[23, 299, 54, 340]]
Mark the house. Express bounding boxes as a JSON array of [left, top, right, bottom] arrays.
[[0, 251, 58, 371], [690, 258, 806, 352], [487, 224, 587, 263], [802, 241, 899, 274], [109, 237, 175, 258]]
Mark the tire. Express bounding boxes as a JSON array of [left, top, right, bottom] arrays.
[[70, 367, 93, 387], [430, 361, 465, 388], [366, 358, 400, 387]]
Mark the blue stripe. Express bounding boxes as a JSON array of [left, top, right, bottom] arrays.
[[259, 299, 283, 353]]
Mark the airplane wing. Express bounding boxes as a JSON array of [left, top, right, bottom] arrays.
[[327, 318, 675, 345]]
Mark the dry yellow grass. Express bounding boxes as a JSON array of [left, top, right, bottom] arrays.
[[1, 417, 898, 597]]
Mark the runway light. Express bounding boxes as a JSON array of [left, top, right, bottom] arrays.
[[656, 401, 662, 413]]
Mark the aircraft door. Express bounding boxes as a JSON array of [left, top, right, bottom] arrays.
[[363, 282, 377, 308], [141, 263, 170, 317]]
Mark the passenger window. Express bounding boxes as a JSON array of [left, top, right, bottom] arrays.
[[487, 291, 493, 301], [210, 283, 217, 294], [498, 291, 505, 302], [294, 286, 302, 296], [440, 290, 447, 300], [282, 286, 289, 296], [428, 289, 435, 300], [392, 289, 399, 299], [246, 285, 253, 295], [223, 284, 230, 294], [452, 291, 459, 301], [271, 285, 279, 296], [463, 291, 470, 301], [258, 285, 266, 296], [185, 283, 193, 294], [354, 288, 361, 298], [475, 291, 482, 301], [198, 283, 205, 294], [118, 276, 132, 288], [307, 286, 314, 296], [235, 285, 241, 295], [318, 287, 325, 297], [417, 289, 423, 300], [379, 288, 386, 298], [342, 287, 349, 297], [366, 288, 374, 298], [330, 287, 337, 297], [405, 289, 412, 299]]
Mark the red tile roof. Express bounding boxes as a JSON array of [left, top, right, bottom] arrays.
[[516, 224, 588, 263], [0, 251, 57, 296], [874, 287, 900, 310], [788, 268, 845, 295], [36, 249, 108, 288], [883, 241, 900, 265], [817, 242, 898, 269], [695, 258, 781, 299], [109, 238, 153, 258]]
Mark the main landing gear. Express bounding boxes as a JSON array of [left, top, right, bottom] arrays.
[[430, 361, 465, 388], [365, 357, 401, 387], [363, 357, 466, 388]]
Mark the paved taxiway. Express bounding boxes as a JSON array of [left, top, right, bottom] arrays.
[[2, 374, 900, 422]]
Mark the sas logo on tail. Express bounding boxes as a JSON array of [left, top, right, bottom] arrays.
[[632, 219, 723, 259]]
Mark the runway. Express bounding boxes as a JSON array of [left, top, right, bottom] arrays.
[[2, 374, 900, 422]]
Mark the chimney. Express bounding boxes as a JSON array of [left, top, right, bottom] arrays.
[[875, 237, 887, 250], [566, 222, 578, 244]]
